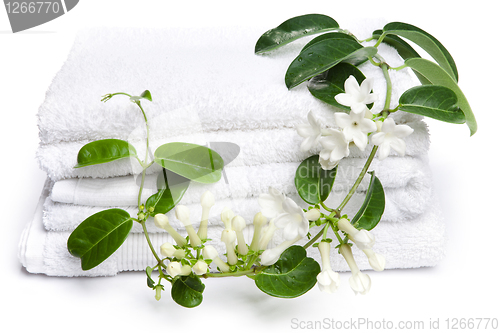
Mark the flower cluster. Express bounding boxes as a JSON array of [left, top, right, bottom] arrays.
[[315, 218, 385, 295], [297, 75, 414, 169]]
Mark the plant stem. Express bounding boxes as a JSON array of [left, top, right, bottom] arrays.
[[140, 221, 165, 269], [336, 146, 378, 212], [303, 225, 327, 249], [136, 101, 150, 207], [381, 63, 393, 111], [204, 268, 256, 278]]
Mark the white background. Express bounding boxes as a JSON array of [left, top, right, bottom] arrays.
[[1, 1, 499, 332]]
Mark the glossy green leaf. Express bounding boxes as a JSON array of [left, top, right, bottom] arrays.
[[285, 39, 377, 89], [255, 14, 339, 54], [373, 29, 420, 60], [171, 275, 205, 308], [301, 32, 357, 52], [399, 85, 465, 124], [405, 58, 477, 136], [350, 172, 385, 231], [294, 155, 337, 204], [74, 139, 137, 168], [154, 142, 224, 183], [67, 209, 133, 270], [372, 29, 430, 85], [145, 169, 190, 216], [383, 22, 458, 82], [307, 62, 367, 110], [255, 246, 320, 298]]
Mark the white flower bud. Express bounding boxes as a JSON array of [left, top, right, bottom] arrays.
[[175, 205, 202, 247], [160, 242, 176, 257], [192, 260, 208, 275], [173, 249, 186, 259], [337, 218, 375, 250], [220, 207, 235, 230], [260, 235, 301, 266], [250, 212, 267, 251], [305, 208, 321, 221], [198, 191, 215, 240], [258, 219, 278, 250], [154, 214, 187, 246], [166, 262, 191, 278], [202, 245, 230, 273], [339, 244, 371, 295], [316, 242, 341, 294], [231, 216, 248, 255], [221, 229, 238, 265], [363, 248, 385, 271]]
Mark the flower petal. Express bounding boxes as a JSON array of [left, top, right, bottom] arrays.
[[370, 132, 385, 146], [381, 118, 396, 133], [335, 93, 353, 107], [296, 124, 316, 137], [344, 75, 360, 95], [390, 137, 407, 156], [393, 124, 414, 138], [334, 112, 352, 129], [377, 142, 391, 160]]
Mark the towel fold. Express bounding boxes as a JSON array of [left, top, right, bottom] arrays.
[[50, 156, 432, 207], [37, 26, 420, 147], [38, 123, 429, 182], [20, 178, 445, 277]]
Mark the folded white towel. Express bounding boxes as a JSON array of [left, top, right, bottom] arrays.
[[37, 25, 420, 147], [50, 156, 431, 206], [37, 123, 429, 181], [20, 179, 445, 277]]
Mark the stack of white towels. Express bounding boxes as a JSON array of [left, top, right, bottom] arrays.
[[19, 21, 445, 277]]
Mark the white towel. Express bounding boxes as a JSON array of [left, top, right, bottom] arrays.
[[20, 179, 445, 277], [37, 122, 429, 182], [37, 26, 420, 147], [50, 156, 432, 206]]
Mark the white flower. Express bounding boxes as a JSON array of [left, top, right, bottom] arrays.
[[175, 205, 202, 247], [160, 242, 176, 257], [371, 118, 414, 160], [316, 242, 340, 293], [166, 261, 191, 278], [337, 218, 375, 250], [296, 111, 322, 152], [249, 212, 267, 251], [203, 245, 230, 273], [349, 271, 371, 295], [198, 191, 215, 240], [334, 109, 377, 151], [319, 129, 349, 170], [221, 229, 238, 265], [258, 187, 286, 219], [305, 208, 321, 221], [339, 244, 371, 295], [363, 249, 386, 271], [335, 76, 378, 114], [154, 214, 187, 247], [192, 260, 209, 275], [260, 235, 302, 266], [274, 197, 309, 241]]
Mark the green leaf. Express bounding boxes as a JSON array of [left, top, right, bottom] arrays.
[[140, 90, 152, 101], [74, 139, 137, 168], [294, 155, 337, 204], [154, 142, 224, 183], [146, 266, 155, 288], [307, 62, 368, 110], [145, 169, 190, 216], [405, 58, 477, 136], [383, 22, 459, 82], [399, 85, 465, 124], [301, 32, 357, 52], [67, 209, 133, 270], [171, 275, 205, 308], [255, 246, 320, 298], [285, 39, 377, 89], [255, 14, 339, 54], [351, 172, 385, 231], [372, 29, 430, 85], [373, 29, 421, 60]]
